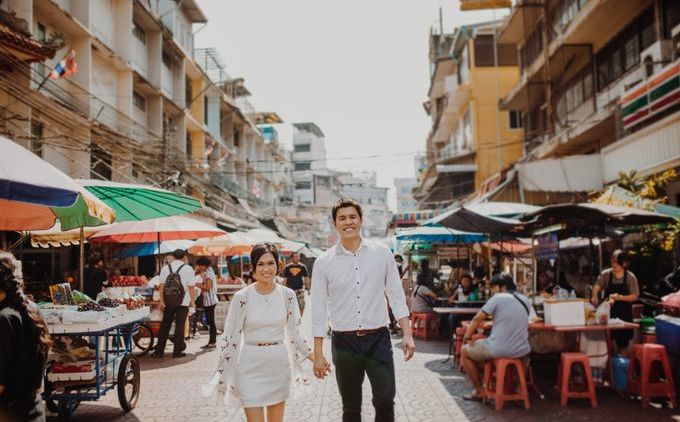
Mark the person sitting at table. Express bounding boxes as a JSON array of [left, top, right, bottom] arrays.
[[543, 271, 576, 296], [416, 259, 436, 288], [591, 249, 639, 356], [460, 273, 535, 402], [411, 274, 438, 314], [448, 273, 476, 303]]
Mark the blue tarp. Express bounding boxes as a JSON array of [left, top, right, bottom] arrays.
[[396, 226, 485, 244], [118, 240, 194, 258]]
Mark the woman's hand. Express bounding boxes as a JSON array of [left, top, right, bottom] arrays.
[[609, 293, 619, 303]]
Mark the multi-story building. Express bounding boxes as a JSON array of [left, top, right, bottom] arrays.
[[0, 0, 284, 229], [291, 122, 330, 205], [499, 0, 680, 205], [394, 177, 418, 213], [414, 21, 524, 209]]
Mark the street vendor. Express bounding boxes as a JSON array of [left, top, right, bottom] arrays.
[[83, 252, 108, 301], [0, 252, 51, 422], [591, 249, 639, 355]]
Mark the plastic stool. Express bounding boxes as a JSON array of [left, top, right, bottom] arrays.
[[628, 343, 677, 407], [640, 334, 657, 344], [482, 358, 530, 410], [556, 353, 597, 407], [454, 326, 466, 365], [410, 312, 439, 340]]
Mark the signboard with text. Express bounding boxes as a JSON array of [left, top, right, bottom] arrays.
[[534, 233, 559, 261]]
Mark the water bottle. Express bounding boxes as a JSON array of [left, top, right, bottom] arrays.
[[457, 285, 464, 302], [569, 290, 576, 300]]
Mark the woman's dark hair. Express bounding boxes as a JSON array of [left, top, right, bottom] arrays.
[[250, 243, 281, 274], [87, 251, 103, 267], [196, 256, 212, 267], [491, 272, 517, 291], [0, 252, 52, 351], [612, 249, 629, 268], [416, 259, 434, 287], [421, 259, 430, 270]]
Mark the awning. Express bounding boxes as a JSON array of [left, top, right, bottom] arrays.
[[396, 226, 485, 244], [436, 164, 478, 173], [517, 155, 603, 192]]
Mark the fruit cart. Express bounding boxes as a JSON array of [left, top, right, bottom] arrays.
[[43, 307, 149, 420]]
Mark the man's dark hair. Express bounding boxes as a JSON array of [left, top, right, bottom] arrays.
[[331, 197, 363, 222], [394, 254, 403, 262], [172, 249, 187, 260], [196, 256, 211, 267], [459, 273, 472, 282], [491, 272, 516, 291]]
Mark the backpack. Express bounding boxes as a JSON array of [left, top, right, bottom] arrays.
[[163, 263, 186, 309]]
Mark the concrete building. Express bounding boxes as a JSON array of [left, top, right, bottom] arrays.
[[291, 122, 330, 205], [497, 0, 680, 206], [394, 177, 418, 213], [414, 21, 524, 209], [0, 0, 284, 229]]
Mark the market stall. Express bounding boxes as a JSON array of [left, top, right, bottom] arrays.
[[39, 283, 148, 419]]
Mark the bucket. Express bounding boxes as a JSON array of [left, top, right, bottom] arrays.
[[612, 356, 629, 391]]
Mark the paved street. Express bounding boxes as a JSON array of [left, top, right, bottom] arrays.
[[48, 298, 680, 422]]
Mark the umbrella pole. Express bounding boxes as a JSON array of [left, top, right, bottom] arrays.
[[79, 227, 84, 292], [157, 232, 161, 275], [487, 234, 492, 281]]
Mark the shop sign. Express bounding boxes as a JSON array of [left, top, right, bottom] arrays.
[[534, 233, 558, 260], [460, 0, 512, 11], [621, 60, 680, 130]]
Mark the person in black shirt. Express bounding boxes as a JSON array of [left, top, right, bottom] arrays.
[[83, 252, 108, 300], [0, 252, 51, 422], [282, 253, 310, 315]]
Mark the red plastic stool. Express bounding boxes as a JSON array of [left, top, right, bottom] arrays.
[[556, 353, 597, 407], [640, 334, 656, 344], [482, 358, 530, 410], [410, 312, 439, 340], [453, 326, 466, 365], [628, 343, 677, 407]]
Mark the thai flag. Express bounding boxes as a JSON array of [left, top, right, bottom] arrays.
[[49, 49, 78, 79]]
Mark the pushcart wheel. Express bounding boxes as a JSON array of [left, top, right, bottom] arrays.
[[57, 400, 80, 421], [133, 322, 155, 356], [118, 354, 140, 411]]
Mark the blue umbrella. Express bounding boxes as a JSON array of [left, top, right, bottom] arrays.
[[118, 240, 194, 258], [396, 226, 485, 244]]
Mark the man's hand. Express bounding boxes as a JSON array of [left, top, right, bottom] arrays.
[[159, 302, 166, 312], [402, 333, 415, 361], [313, 353, 331, 379]]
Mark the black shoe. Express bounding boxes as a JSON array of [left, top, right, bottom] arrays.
[[172, 352, 187, 358], [151, 353, 164, 359]]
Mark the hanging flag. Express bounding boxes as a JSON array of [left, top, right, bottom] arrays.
[[203, 140, 214, 158], [49, 49, 78, 79], [252, 180, 262, 198]]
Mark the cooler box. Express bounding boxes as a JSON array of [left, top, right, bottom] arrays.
[[544, 299, 586, 327], [655, 314, 680, 356]]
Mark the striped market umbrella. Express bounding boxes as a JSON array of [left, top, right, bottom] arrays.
[[78, 179, 201, 221]]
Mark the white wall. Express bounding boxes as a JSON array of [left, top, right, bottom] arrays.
[[90, 0, 116, 49], [91, 54, 119, 129]]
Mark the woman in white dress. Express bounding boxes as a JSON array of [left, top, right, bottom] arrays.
[[204, 242, 312, 422]]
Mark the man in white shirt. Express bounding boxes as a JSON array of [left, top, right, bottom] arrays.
[[152, 249, 196, 358], [311, 198, 415, 422]]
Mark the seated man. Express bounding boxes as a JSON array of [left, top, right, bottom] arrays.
[[460, 272, 535, 401]]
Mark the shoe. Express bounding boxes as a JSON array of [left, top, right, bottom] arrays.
[[151, 353, 164, 359], [172, 352, 187, 358], [201, 343, 217, 349]]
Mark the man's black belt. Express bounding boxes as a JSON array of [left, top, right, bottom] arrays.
[[334, 327, 388, 337]]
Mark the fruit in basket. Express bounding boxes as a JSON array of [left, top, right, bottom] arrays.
[[114, 295, 145, 310], [77, 302, 106, 312], [97, 298, 120, 308], [109, 275, 147, 287], [71, 290, 94, 305]]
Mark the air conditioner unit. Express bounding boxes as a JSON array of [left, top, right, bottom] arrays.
[[640, 40, 673, 67]]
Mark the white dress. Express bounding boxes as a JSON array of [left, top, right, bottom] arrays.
[[235, 285, 290, 406], [203, 284, 312, 409]]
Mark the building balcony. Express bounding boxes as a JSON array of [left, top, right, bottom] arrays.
[[432, 82, 471, 145]]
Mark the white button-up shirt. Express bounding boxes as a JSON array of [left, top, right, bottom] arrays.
[[311, 239, 409, 338]]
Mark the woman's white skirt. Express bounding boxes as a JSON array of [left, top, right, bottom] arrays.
[[234, 343, 291, 407]]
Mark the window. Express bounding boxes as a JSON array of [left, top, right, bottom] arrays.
[[294, 162, 311, 171], [91, 145, 112, 180], [204, 99, 208, 125], [30, 121, 43, 157], [663, 0, 680, 39], [162, 52, 172, 68], [294, 143, 311, 153], [34, 23, 46, 79], [133, 21, 146, 44], [133, 91, 146, 111], [509, 110, 523, 129], [473, 35, 518, 67], [596, 6, 657, 90], [295, 182, 311, 190], [234, 129, 240, 147], [186, 132, 192, 155]]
